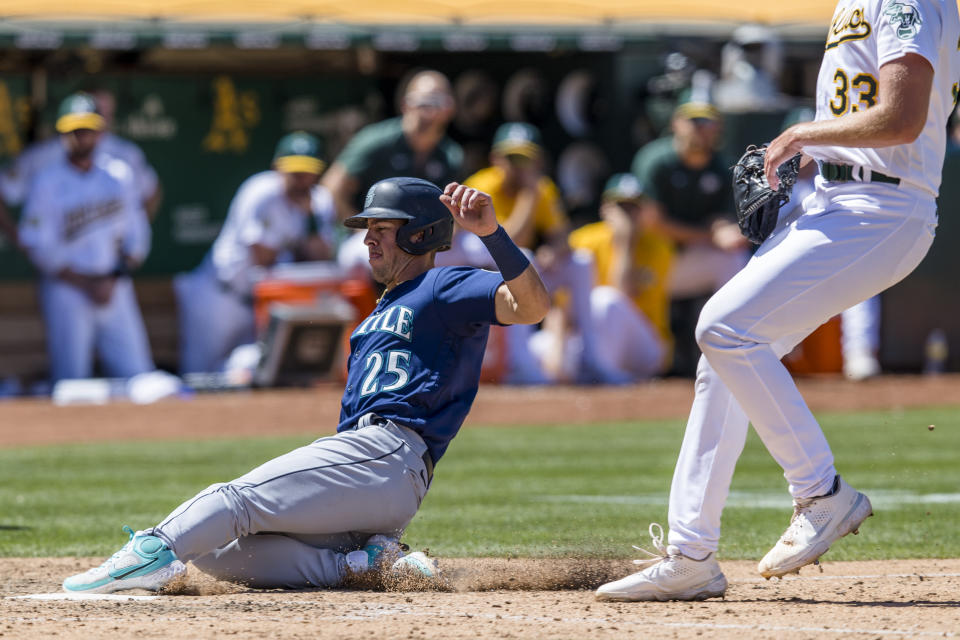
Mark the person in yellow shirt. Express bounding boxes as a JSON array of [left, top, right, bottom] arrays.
[[439, 123, 619, 384], [569, 173, 673, 380], [461, 122, 567, 250]]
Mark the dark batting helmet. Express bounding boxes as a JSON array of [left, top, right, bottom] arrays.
[[344, 177, 454, 255]]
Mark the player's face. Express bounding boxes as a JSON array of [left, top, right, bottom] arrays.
[[364, 219, 409, 285], [282, 171, 319, 198], [62, 129, 101, 159], [673, 116, 721, 153]]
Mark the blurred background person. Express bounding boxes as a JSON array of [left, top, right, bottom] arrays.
[[325, 70, 462, 276], [631, 96, 749, 376], [713, 24, 788, 113], [567, 173, 673, 382], [446, 122, 620, 384], [323, 69, 461, 220], [175, 132, 336, 375], [17, 93, 154, 383], [0, 88, 161, 233]]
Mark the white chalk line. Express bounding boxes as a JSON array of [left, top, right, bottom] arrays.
[[732, 571, 960, 583], [538, 490, 960, 509], [11, 593, 160, 601]]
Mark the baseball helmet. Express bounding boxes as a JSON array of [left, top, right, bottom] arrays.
[[344, 177, 453, 255], [56, 92, 106, 133], [273, 131, 326, 174]]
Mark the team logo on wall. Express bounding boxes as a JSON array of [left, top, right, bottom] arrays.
[[883, 1, 922, 40], [122, 95, 177, 140], [203, 76, 261, 154]]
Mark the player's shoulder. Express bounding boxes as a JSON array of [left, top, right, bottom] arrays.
[[632, 136, 677, 173], [351, 117, 405, 148], [429, 264, 498, 287], [237, 171, 283, 197], [101, 133, 147, 161]]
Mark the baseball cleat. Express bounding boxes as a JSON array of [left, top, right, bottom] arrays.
[[595, 523, 727, 602], [758, 475, 873, 579], [63, 526, 185, 594]]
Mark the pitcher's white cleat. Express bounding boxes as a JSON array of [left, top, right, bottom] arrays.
[[596, 524, 727, 602], [758, 475, 873, 579]]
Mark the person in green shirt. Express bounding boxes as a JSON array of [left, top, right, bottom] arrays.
[[323, 70, 463, 220], [631, 98, 749, 375]]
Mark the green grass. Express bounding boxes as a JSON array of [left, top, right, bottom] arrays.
[[1, 406, 958, 560]]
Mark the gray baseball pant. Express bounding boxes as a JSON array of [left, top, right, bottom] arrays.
[[151, 416, 431, 589]]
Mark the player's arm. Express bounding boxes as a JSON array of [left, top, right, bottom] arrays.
[[440, 182, 550, 325], [321, 163, 361, 220], [765, 53, 934, 188]]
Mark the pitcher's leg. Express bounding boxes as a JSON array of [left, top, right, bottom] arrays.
[[667, 326, 814, 557], [695, 203, 934, 498]]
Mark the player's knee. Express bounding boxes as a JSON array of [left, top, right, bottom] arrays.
[[694, 307, 737, 353]]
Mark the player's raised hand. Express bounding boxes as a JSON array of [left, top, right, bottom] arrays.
[[440, 183, 499, 237]]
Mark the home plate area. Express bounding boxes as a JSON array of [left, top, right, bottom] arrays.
[[2, 557, 959, 639]]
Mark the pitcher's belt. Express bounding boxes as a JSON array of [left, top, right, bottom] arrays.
[[820, 162, 900, 185]]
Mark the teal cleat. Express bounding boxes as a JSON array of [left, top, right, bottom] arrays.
[[63, 526, 186, 594]]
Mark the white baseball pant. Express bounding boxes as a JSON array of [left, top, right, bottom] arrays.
[[667, 179, 937, 559], [40, 276, 154, 383]]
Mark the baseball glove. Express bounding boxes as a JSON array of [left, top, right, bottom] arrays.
[[731, 145, 802, 245]]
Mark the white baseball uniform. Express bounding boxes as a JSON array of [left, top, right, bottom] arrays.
[[666, 0, 960, 559], [0, 133, 158, 207], [18, 154, 154, 383], [176, 171, 337, 374]]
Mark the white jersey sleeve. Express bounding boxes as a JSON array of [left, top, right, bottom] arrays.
[[0, 139, 64, 206], [805, 0, 960, 196], [100, 133, 160, 202]]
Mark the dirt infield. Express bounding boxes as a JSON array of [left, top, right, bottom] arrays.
[[2, 375, 960, 638], [2, 557, 960, 639]]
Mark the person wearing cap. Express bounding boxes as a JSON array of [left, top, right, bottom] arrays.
[[61, 177, 550, 595], [631, 98, 749, 376], [323, 70, 462, 220], [17, 92, 155, 383], [0, 88, 162, 248], [175, 131, 336, 374], [566, 174, 673, 381], [450, 122, 620, 384]]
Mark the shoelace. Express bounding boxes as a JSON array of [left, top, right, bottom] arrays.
[[94, 525, 137, 569], [630, 523, 671, 568], [781, 497, 817, 541]]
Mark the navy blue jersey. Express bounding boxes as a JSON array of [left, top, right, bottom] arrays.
[[338, 266, 504, 463]]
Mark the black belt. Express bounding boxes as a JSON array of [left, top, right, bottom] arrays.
[[820, 162, 900, 185], [357, 414, 433, 483]]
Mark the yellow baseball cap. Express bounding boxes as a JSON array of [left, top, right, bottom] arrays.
[[55, 93, 106, 133]]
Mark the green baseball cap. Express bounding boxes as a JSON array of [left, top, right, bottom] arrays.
[[56, 92, 106, 133], [672, 90, 720, 122], [273, 131, 325, 174], [602, 173, 646, 202], [492, 122, 544, 159]]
